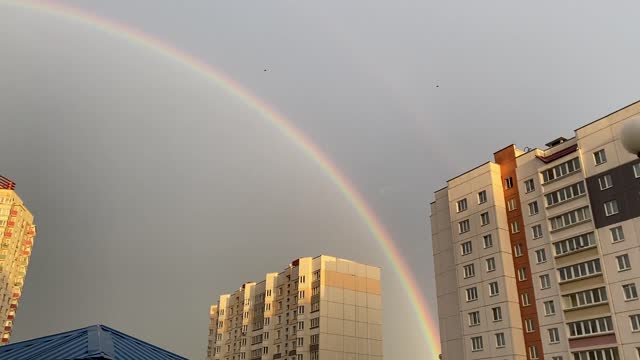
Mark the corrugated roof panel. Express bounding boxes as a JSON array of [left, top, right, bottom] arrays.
[[0, 325, 187, 360]]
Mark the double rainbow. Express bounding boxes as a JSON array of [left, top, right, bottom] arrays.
[[3, 1, 441, 357]]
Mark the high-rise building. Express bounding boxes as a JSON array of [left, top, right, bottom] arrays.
[[0, 176, 36, 345], [206, 255, 383, 360], [430, 101, 640, 360]]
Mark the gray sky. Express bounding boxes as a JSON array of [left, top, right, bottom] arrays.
[[1, 1, 640, 359]]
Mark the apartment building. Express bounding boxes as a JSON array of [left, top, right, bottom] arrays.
[[0, 176, 36, 345], [206, 256, 383, 360], [431, 100, 640, 360]]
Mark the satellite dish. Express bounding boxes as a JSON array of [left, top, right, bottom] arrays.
[[621, 117, 640, 157]]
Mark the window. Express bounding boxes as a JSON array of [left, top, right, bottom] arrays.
[[568, 316, 613, 338], [507, 198, 517, 211], [312, 270, 320, 281], [457, 198, 468, 212], [634, 315, 640, 332], [573, 348, 618, 360], [518, 267, 527, 281], [463, 264, 475, 279], [545, 181, 586, 207], [525, 318, 535, 333], [459, 220, 470, 234], [297, 321, 304, 331], [298, 291, 305, 299], [634, 163, 640, 178], [310, 334, 319, 345], [604, 200, 619, 216], [532, 224, 543, 239], [544, 300, 556, 316], [514, 243, 523, 257], [483, 234, 493, 248], [461, 241, 472, 255], [263, 347, 269, 354], [558, 258, 602, 282], [299, 276, 306, 283], [489, 282, 499, 296], [529, 345, 539, 360], [478, 190, 487, 204], [540, 274, 551, 289], [549, 206, 592, 231], [594, 149, 607, 165], [492, 307, 502, 321], [480, 212, 490, 226], [623, 283, 638, 301], [541, 157, 581, 183], [466, 287, 478, 301], [486, 258, 496, 272], [548, 328, 560, 344], [297, 355, 304, 360], [525, 178, 535, 193], [468, 311, 480, 326], [264, 317, 270, 326], [297, 337, 304, 347], [511, 221, 520, 234], [553, 232, 596, 257], [611, 226, 625, 242], [617, 254, 631, 271], [521, 292, 531, 306], [535, 249, 547, 264], [310, 317, 319, 328], [471, 336, 483, 352], [599, 174, 613, 190], [298, 305, 305, 314], [528, 201, 539, 216], [495, 333, 505, 348], [505, 177, 514, 189], [564, 287, 608, 310]]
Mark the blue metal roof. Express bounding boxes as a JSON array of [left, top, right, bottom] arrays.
[[0, 324, 188, 360]]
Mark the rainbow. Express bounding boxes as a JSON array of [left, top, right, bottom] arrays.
[[3, 1, 441, 358]]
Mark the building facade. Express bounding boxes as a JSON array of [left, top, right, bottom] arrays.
[[0, 176, 36, 345], [431, 101, 640, 360], [206, 256, 383, 360]]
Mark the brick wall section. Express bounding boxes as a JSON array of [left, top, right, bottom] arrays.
[[495, 145, 544, 359]]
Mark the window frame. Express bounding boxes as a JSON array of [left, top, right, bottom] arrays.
[[623, 283, 638, 301], [456, 198, 468, 213], [598, 174, 613, 190], [524, 178, 535, 193], [617, 254, 631, 272], [594, 149, 607, 165], [611, 226, 625, 243], [604, 200, 619, 217]]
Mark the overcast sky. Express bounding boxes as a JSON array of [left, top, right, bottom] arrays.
[[1, 1, 640, 359]]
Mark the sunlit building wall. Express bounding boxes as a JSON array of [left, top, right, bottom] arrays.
[[207, 255, 383, 360], [431, 100, 640, 360], [0, 176, 36, 345]]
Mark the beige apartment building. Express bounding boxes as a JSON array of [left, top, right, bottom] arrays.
[[0, 176, 36, 345], [431, 100, 640, 360], [206, 256, 383, 360]]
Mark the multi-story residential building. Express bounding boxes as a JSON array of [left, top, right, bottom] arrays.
[[431, 100, 640, 360], [207, 256, 383, 360], [0, 176, 36, 345]]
